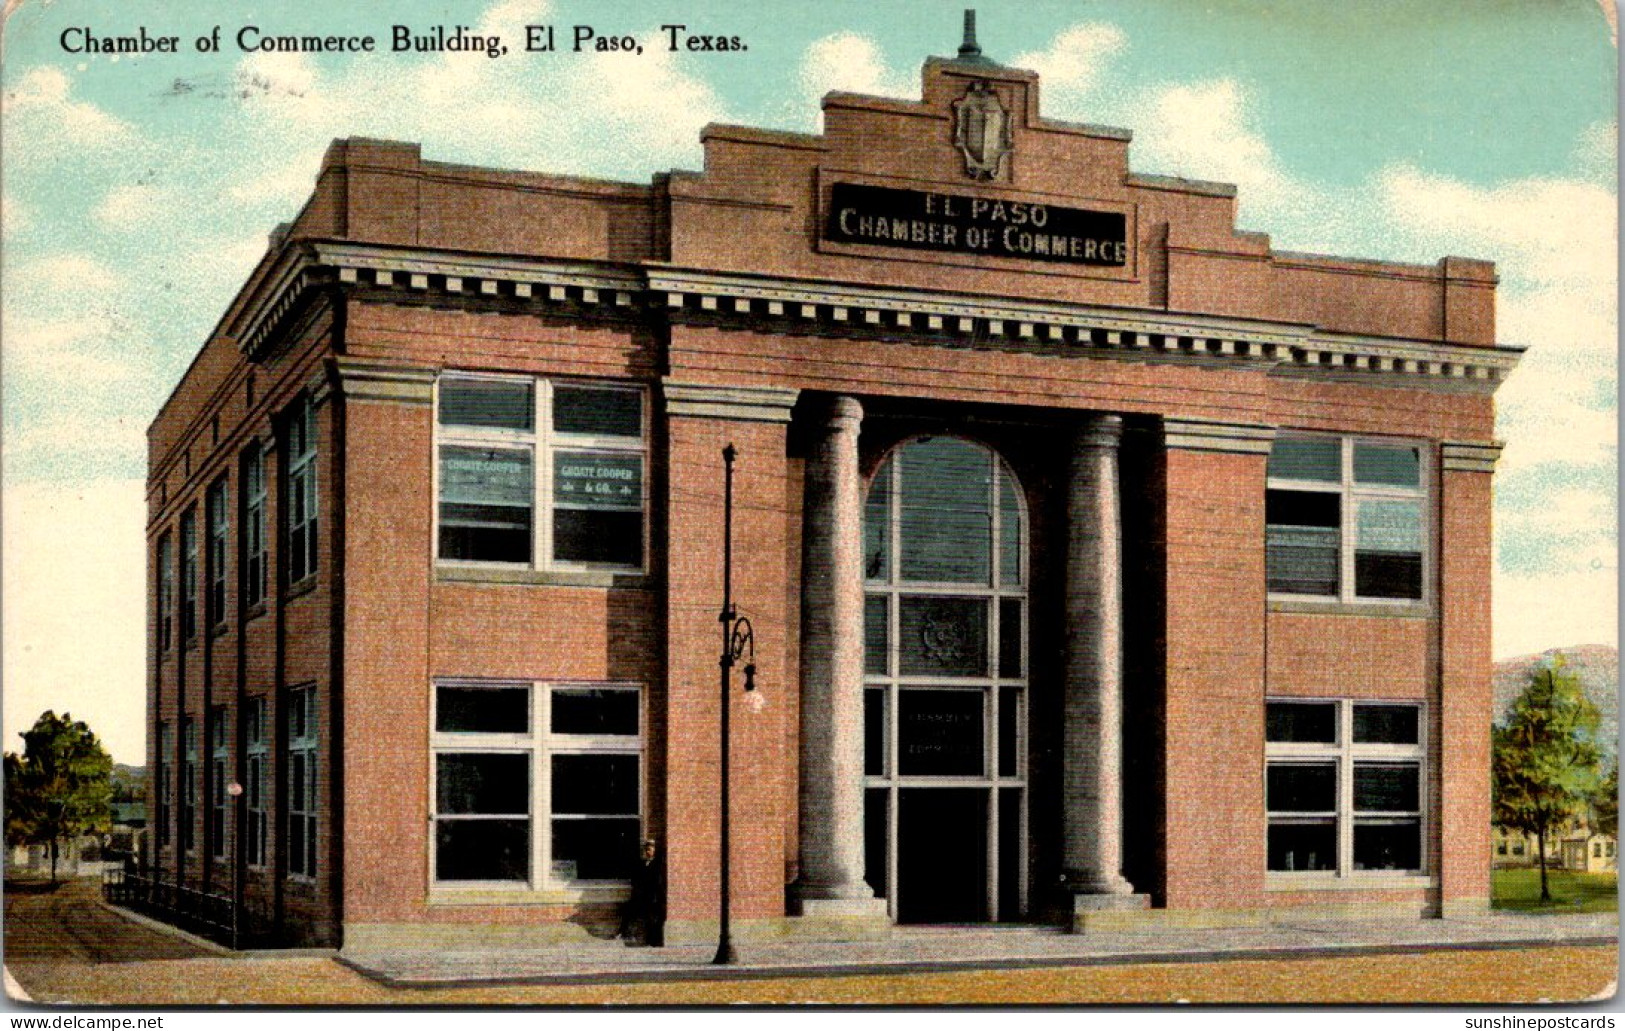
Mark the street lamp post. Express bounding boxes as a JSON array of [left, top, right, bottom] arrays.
[[714, 443, 756, 966]]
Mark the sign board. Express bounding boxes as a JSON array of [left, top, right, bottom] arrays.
[[825, 182, 1127, 266]]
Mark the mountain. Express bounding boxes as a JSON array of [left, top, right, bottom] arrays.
[[1493, 644, 1618, 755]]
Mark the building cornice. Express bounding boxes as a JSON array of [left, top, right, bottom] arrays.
[[232, 242, 1524, 392]]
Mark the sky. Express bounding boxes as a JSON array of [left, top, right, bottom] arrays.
[[1, 0, 1616, 764]]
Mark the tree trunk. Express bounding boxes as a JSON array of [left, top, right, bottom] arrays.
[[1537, 825, 1550, 902], [48, 838, 58, 885]]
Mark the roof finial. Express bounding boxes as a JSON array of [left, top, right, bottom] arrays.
[[959, 9, 981, 60]]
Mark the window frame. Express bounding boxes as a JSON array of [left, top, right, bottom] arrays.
[[180, 509, 199, 644], [180, 717, 198, 855], [206, 477, 229, 630], [1265, 698, 1427, 883], [244, 697, 268, 869], [156, 722, 172, 849], [285, 685, 319, 880], [209, 706, 229, 861], [433, 373, 649, 575], [242, 444, 268, 610], [157, 533, 175, 654], [285, 398, 319, 587], [428, 679, 646, 895], [1265, 434, 1430, 606]]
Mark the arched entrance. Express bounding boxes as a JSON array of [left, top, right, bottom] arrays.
[[861, 436, 1028, 923]]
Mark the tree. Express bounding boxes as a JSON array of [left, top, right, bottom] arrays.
[[1492, 656, 1605, 902], [1592, 760, 1618, 840], [4, 711, 114, 884]]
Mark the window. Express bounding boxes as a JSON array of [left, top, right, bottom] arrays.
[[206, 478, 229, 628], [156, 722, 172, 849], [209, 707, 229, 860], [180, 511, 198, 643], [286, 686, 318, 878], [1266, 699, 1424, 876], [436, 375, 647, 571], [181, 717, 197, 854], [430, 681, 643, 887], [861, 437, 1029, 920], [286, 398, 318, 584], [157, 534, 175, 653], [1497, 841, 1508, 856], [243, 445, 267, 608], [1266, 436, 1426, 602], [1512, 841, 1525, 856], [245, 697, 267, 868]]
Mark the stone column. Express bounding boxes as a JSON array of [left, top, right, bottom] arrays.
[[1063, 414, 1137, 900], [795, 395, 884, 915]]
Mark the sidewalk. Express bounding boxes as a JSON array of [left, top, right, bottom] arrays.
[[340, 912, 1619, 988]]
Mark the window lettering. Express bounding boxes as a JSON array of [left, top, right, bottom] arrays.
[[436, 375, 647, 571]]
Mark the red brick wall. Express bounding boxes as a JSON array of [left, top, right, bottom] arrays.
[[1160, 447, 1268, 909], [1438, 467, 1495, 908], [663, 415, 796, 925]]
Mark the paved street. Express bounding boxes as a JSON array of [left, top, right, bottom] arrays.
[[3, 876, 1617, 1006]]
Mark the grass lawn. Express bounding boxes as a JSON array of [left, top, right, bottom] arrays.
[[1492, 867, 1618, 913]]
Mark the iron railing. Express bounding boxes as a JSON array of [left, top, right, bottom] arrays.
[[102, 869, 242, 949]]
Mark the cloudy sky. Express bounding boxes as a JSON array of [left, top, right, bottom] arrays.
[[2, 0, 1616, 763]]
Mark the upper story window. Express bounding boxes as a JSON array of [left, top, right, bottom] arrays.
[[436, 374, 647, 572], [180, 510, 199, 643], [157, 533, 175, 653], [1265, 436, 1426, 603], [206, 477, 229, 629], [243, 445, 268, 609], [286, 398, 319, 585]]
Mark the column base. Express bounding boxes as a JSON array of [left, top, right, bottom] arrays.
[[1070, 892, 1152, 934]]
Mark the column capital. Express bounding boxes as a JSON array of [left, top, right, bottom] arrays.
[[1161, 417, 1275, 455], [1075, 413, 1124, 449], [1441, 440, 1504, 473], [329, 358, 437, 406], [663, 380, 801, 423], [822, 394, 864, 428]]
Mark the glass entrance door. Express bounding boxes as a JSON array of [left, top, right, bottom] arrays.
[[862, 436, 1028, 923]]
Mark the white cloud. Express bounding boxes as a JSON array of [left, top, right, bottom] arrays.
[[1012, 23, 1126, 100], [2, 480, 148, 764], [1494, 565, 1618, 659], [2, 66, 137, 149], [1376, 167, 1616, 292], [2, 195, 28, 237], [92, 182, 169, 230], [798, 32, 912, 107], [3, 254, 123, 316]]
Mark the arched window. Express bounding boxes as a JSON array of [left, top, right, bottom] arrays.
[[861, 436, 1027, 922]]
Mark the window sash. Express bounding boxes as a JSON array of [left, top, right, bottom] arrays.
[[1266, 435, 1427, 604], [435, 376, 648, 573], [244, 448, 268, 608], [1264, 698, 1426, 877], [429, 681, 644, 890]]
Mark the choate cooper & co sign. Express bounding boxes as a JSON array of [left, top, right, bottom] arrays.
[[825, 182, 1127, 267]]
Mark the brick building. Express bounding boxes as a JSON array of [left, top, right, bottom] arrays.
[[144, 36, 1519, 948]]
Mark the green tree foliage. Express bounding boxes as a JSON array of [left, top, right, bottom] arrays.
[[4, 711, 114, 883], [1593, 760, 1618, 840], [1492, 657, 1605, 902]]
